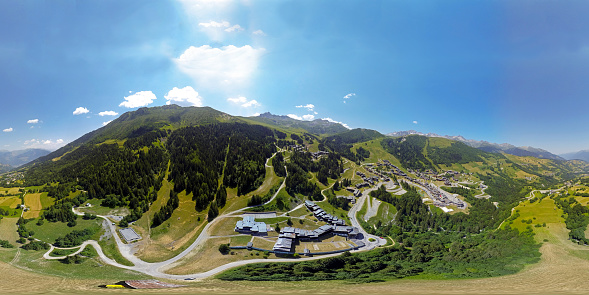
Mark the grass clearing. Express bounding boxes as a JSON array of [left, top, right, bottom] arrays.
[[368, 200, 396, 225], [0, 217, 18, 246], [502, 196, 564, 232], [230, 235, 252, 246], [209, 217, 242, 236], [76, 199, 130, 216], [14, 247, 149, 281], [28, 218, 101, 244], [135, 188, 206, 262], [39, 192, 54, 208], [23, 193, 42, 218], [98, 232, 134, 266], [164, 237, 262, 275], [0, 196, 21, 209]]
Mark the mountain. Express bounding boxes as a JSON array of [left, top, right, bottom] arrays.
[[560, 150, 589, 162], [387, 130, 564, 161], [0, 148, 51, 167], [249, 112, 349, 135], [25, 105, 231, 167], [14, 105, 589, 284]]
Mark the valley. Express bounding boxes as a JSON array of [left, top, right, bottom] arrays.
[[1, 105, 589, 293]]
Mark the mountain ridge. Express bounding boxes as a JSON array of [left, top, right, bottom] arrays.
[[387, 130, 564, 161]]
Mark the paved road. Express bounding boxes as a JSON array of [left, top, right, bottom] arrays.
[[347, 183, 388, 251], [54, 152, 394, 281]]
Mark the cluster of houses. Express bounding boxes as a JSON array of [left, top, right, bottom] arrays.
[[272, 201, 361, 253], [305, 200, 346, 226], [379, 160, 407, 177], [310, 150, 329, 160], [403, 176, 467, 209], [286, 144, 306, 152], [346, 187, 362, 198], [354, 171, 380, 189], [376, 159, 467, 209]]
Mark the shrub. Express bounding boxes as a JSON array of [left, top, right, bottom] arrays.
[[219, 243, 230, 254]]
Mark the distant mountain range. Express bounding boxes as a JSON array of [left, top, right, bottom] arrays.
[[387, 130, 565, 161], [560, 150, 589, 162], [0, 149, 51, 169], [252, 113, 349, 135]]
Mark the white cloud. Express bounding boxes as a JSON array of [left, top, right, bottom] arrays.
[[413, 121, 418, 124], [164, 86, 203, 107], [175, 45, 265, 90], [198, 20, 230, 28], [296, 104, 315, 112], [24, 138, 66, 150], [27, 119, 39, 124], [227, 96, 247, 104], [287, 114, 314, 121], [98, 111, 119, 116], [73, 107, 89, 115], [25, 139, 39, 145], [242, 100, 260, 108], [225, 24, 244, 32], [250, 113, 260, 117], [102, 120, 113, 126], [253, 30, 266, 36], [343, 93, 356, 103], [197, 20, 243, 40], [322, 117, 351, 129], [119, 91, 157, 108], [3, 127, 13, 133], [228, 96, 260, 108]]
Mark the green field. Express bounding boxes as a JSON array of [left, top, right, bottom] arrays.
[[367, 200, 397, 225], [0, 218, 18, 246], [98, 234, 134, 266], [27, 218, 102, 244]]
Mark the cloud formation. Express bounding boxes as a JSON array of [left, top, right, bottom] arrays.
[[296, 104, 315, 112], [102, 120, 113, 126], [99, 111, 119, 116], [175, 45, 265, 90], [413, 120, 418, 124], [27, 119, 39, 124], [343, 93, 356, 103], [198, 20, 230, 28], [164, 86, 203, 107], [3, 127, 13, 133], [197, 20, 244, 40], [119, 91, 157, 108], [24, 138, 66, 150], [225, 24, 244, 32], [287, 114, 315, 121], [322, 117, 351, 129], [227, 96, 260, 108], [73, 107, 89, 115], [253, 30, 266, 36]]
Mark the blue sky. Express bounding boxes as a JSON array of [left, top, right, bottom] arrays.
[[1, 0, 589, 154]]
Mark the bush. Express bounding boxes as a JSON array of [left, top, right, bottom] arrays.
[[219, 243, 230, 254], [0, 240, 14, 248]]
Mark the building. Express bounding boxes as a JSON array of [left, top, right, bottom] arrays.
[[235, 215, 268, 235], [273, 237, 294, 252], [119, 228, 141, 243]]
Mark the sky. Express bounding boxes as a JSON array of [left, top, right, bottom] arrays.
[[1, 0, 589, 154]]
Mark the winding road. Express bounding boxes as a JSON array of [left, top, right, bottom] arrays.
[[41, 150, 394, 281]]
